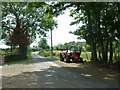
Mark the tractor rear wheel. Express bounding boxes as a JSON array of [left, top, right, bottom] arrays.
[[60, 53, 64, 61], [66, 55, 70, 63], [72, 59, 76, 63]]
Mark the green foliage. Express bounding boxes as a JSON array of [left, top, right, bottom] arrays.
[[27, 46, 33, 59], [38, 38, 50, 50], [54, 41, 90, 51], [52, 2, 120, 63], [38, 49, 91, 62], [81, 52, 91, 61], [1, 2, 57, 58], [38, 50, 51, 57], [71, 3, 120, 61], [1, 47, 32, 64], [1, 2, 57, 44], [0, 50, 17, 56], [32, 46, 39, 52]]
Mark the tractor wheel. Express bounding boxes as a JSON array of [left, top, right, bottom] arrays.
[[72, 58, 78, 63], [66, 55, 70, 63], [60, 53, 64, 61], [72, 59, 76, 63], [79, 57, 84, 63]]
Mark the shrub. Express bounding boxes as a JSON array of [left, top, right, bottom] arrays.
[[4, 54, 27, 63]]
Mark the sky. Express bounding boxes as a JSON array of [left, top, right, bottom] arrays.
[[47, 9, 85, 46], [31, 9, 85, 47], [0, 9, 85, 48], [0, 40, 10, 49]]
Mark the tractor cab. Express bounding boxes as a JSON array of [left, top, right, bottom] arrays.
[[60, 45, 83, 63], [69, 45, 82, 54]]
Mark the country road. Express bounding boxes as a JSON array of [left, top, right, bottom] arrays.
[[1, 52, 119, 88]]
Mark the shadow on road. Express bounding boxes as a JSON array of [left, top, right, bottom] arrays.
[[62, 63, 119, 87], [2, 63, 119, 88], [2, 52, 119, 88]]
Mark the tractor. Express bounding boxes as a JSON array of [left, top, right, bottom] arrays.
[[59, 45, 84, 63]]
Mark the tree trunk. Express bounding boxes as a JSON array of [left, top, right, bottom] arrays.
[[10, 45, 13, 52], [109, 41, 113, 63], [87, 9, 97, 62], [19, 44, 27, 59], [105, 38, 109, 62], [101, 45, 104, 61], [97, 12, 106, 62], [98, 50, 102, 60], [91, 39, 97, 62]]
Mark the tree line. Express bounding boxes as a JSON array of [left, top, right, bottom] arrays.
[[1, 2, 120, 64], [1, 2, 57, 59], [51, 2, 120, 63], [54, 41, 90, 51]]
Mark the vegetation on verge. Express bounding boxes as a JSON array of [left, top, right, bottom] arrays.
[[1, 2, 57, 62], [38, 48, 91, 62], [38, 50, 61, 59], [1, 2, 119, 68], [50, 2, 120, 64], [0, 47, 32, 64]]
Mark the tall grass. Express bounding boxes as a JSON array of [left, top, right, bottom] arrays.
[[81, 52, 91, 62]]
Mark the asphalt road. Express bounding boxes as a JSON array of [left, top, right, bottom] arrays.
[[1, 52, 119, 88]]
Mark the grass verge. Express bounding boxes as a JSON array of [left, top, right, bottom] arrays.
[[38, 50, 60, 59], [38, 50, 91, 62], [2, 50, 32, 65]]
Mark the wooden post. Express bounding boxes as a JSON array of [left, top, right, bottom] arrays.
[[51, 29, 53, 58]]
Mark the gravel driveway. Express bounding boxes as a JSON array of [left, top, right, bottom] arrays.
[[1, 52, 119, 88]]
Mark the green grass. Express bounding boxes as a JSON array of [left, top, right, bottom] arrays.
[[52, 50, 61, 59], [38, 50, 91, 61], [0, 50, 17, 56], [81, 52, 91, 62], [27, 49, 32, 59], [38, 50, 51, 57], [38, 50, 61, 59], [0, 49, 32, 64], [5, 59, 30, 64]]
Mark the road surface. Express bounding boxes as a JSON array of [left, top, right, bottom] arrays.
[[1, 52, 119, 88]]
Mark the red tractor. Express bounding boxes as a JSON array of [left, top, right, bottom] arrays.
[[60, 45, 84, 63]]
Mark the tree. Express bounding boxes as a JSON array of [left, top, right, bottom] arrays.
[[71, 2, 120, 63], [38, 38, 49, 50], [54, 43, 64, 50], [51, 2, 120, 63], [1, 2, 57, 58]]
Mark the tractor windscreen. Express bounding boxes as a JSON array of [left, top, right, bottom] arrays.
[[70, 46, 82, 53], [70, 46, 82, 57]]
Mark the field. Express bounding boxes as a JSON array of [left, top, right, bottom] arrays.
[[0, 49, 91, 64], [38, 50, 91, 61]]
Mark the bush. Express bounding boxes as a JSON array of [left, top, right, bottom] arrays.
[[4, 54, 27, 63], [38, 50, 51, 57]]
